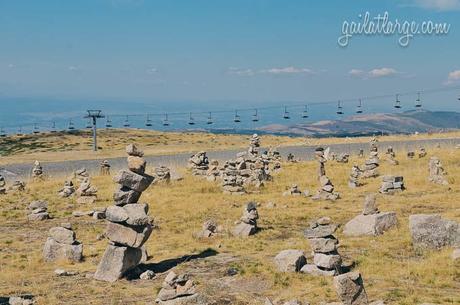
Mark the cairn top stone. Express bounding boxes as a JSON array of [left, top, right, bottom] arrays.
[[304, 222, 338, 239], [126, 144, 144, 157], [362, 194, 378, 215]]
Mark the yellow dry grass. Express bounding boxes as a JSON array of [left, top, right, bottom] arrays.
[[0, 141, 459, 304]]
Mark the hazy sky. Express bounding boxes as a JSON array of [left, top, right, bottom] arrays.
[[0, 0, 459, 110]]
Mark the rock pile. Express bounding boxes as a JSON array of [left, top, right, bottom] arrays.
[[9, 180, 26, 192], [315, 148, 327, 178], [379, 175, 405, 194], [362, 151, 379, 178], [94, 144, 154, 282], [154, 166, 171, 183], [188, 151, 209, 176], [74, 168, 89, 183], [428, 157, 448, 185], [196, 219, 219, 238], [333, 272, 368, 305], [155, 271, 201, 304], [0, 174, 6, 194], [385, 146, 399, 165], [283, 184, 308, 196], [418, 147, 427, 158], [31, 160, 44, 180], [248, 133, 261, 157], [76, 177, 98, 204], [58, 180, 75, 198], [312, 175, 340, 201], [27, 200, 50, 221], [206, 159, 221, 181], [348, 164, 362, 188], [302, 217, 342, 276], [286, 153, 297, 163], [336, 153, 349, 163], [407, 151, 415, 159], [409, 214, 460, 250], [232, 202, 259, 237], [100, 160, 111, 176], [343, 194, 398, 236], [358, 149, 364, 158], [43, 223, 82, 262], [222, 160, 245, 195]]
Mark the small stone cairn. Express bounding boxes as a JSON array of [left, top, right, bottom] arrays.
[[343, 194, 398, 236], [336, 153, 349, 163], [43, 223, 82, 262], [385, 146, 399, 165], [348, 164, 362, 188], [222, 160, 245, 195], [428, 156, 448, 185], [358, 149, 364, 158], [154, 166, 171, 183], [406, 151, 415, 159], [283, 184, 308, 197], [206, 159, 221, 181], [27, 200, 50, 221], [9, 180, 26, 192], [418, 147, 427, 158], [155, 271, 200, 304], [31, 160, 44, 180], [315, 148, 327, 178], [76, 177, 98, 204], [312, 175, 340, 201], [302, 217, 342, 276], [232, 202, 259, 237], [58, 180, 75, 198], [286, 153, 297, 163], [0, 174, 6, 194], [333, 272, 368, 305], [362, 146, 379, 178], [188, 151, 209, 176], [100, 160, 111, 176], [74, 168, 89, 183], [379, 175, 405, 194], [196, 219, 219, 238], [94, 144, 154, 282]]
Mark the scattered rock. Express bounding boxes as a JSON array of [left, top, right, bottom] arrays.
[[274, 250, 307, 272], [379, 175, 405, 194], [409, 214, 460, 250], [232, 202, 258, 237], [333, 272, 368, 305], [428, 157, 448, 185]]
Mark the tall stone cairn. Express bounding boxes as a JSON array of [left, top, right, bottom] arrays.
[[94, 144, 154, 282], [222, 160, 245, 195], [188, 151, 209, 176], [385, 146, 399, 165], [362, 144, 379, 178], [0, 174, 6, 194], [315, 147, 327, 179], [31, 160, 44, 180], [348, 164, 362, 188], [248, 133, 261, 157], [428, 156, 448, 185], [232, 202, 259, 237]]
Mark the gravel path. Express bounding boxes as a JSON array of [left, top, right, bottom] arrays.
[[1, 137, 459, 179]]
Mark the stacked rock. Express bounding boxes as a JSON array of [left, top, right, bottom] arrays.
[[188, 151, 209, 176], [286, 153, 297, 163], [248, 133, 261, 157], [206, 159, 221, 181], [385, 146, 399, 165], [333, 272, 368, 305], [94, 144, 154, 282], [74, 168, 89, 183], [343, 194, 398, 236], [407, 151, 415, 159], [27, 200, 50, 221], [312, 175, 340, 201], [9, 180, 26, 192], [267, 147, 282, 162], [76, 177, 98, 204], [222, 160, 245, 195], [154, 166, 171, 183], [58, 180, 75, 198], [196, 219, 219, 238], [0, 174, 6, 194], [348, 164, 362, 188], [155, 271, 200, 304], [31, 161, 44, 180], [232, 202, 259, 237], [418, 147, 427, 158], [379, 175, 405, 194], [428, 157, 448, 185], [274, 249, 307, 272], [302, 217, 342, 276], [315, 148, 327, 178], [358, 149, 364, 158], [336, 153, 349, 163], [283, 184, 308, 197], [362, 150, 379, 178], [43, 223, 82, 262], [100, 160, 111, 176]]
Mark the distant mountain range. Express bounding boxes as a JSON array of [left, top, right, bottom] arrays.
[[257, 110, 460, 137]]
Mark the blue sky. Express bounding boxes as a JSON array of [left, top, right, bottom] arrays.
[[0, 0, 459, 112]]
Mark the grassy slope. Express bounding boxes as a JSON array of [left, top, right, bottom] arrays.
[[0, 143, 459, 304]]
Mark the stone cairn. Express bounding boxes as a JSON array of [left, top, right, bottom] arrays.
[[358, 149, 364, 158], [9, 180, 26, 192], [333, 272, 368, 305], [76, 177, 98, 204], [0, 174, 6, 194], [188, 151, 209, 176], [348, 164, 362, 188], [385, 146, 399, 165], [222, 160, 245, 195], [283, 184, 308, 197], [155, 271, 200, 304], [286, 153, 297, 163], [302, 217, 342, 276], [336, 153, 349, 163], [196, 219, 219, 238], [74, 168, 89, 183], [27, 200, 50, 221], [58, 180, 75, 198], [312, 175, 340, 201], [206, 159, 221, 181], [31, 160, 44, 180], [100, 160, 111, 176], [315, 148, 326, 178], [153, 166, 171, 183], [43, 223, 82, 263], [232, 202, 259, 237], [94, 144, 154, 282], [428, 156, 448, 185], [343, 194, 398, 236], [418, 147, 427, 158], [379, 175, 405, 194], [406, 151, 415, 159], [362, 145, 379, 178], [248, 133, 261, 157]]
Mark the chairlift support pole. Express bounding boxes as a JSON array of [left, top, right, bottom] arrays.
[[84, 110, 105, 152]]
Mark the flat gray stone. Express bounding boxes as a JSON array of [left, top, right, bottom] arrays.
[[274, 250, 307, 272], [409, 214, 460, 250], [94, 245, 142, 282], [343, 212, 398, 237]]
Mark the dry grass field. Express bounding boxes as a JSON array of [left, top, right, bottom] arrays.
[[0, 135, 459, 304]]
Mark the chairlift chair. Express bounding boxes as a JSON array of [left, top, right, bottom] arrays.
[[302, 105, 309, 118], [145, 115, 153, 127], [336, 101, 344, 115], [0, 128, 6, 137], [105, 116, 113, 128], [252, 109, 259, 122], [85, 119, 92, 129], [233, 110, 241, 123], [415, 92, 422, 108], [50, 122, 57, 133], [33, 123, 40, 134], [68, 120, 75, 130], [207, 112, 213, 125], [162, 114, 170, 126], [283, 106, 290, 119], [188, 113, 195, 125], [123, 116, 130, 128], [394, 94, 402, 109], [356, 99, 363, 114], [17, 127, 23, 136]]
